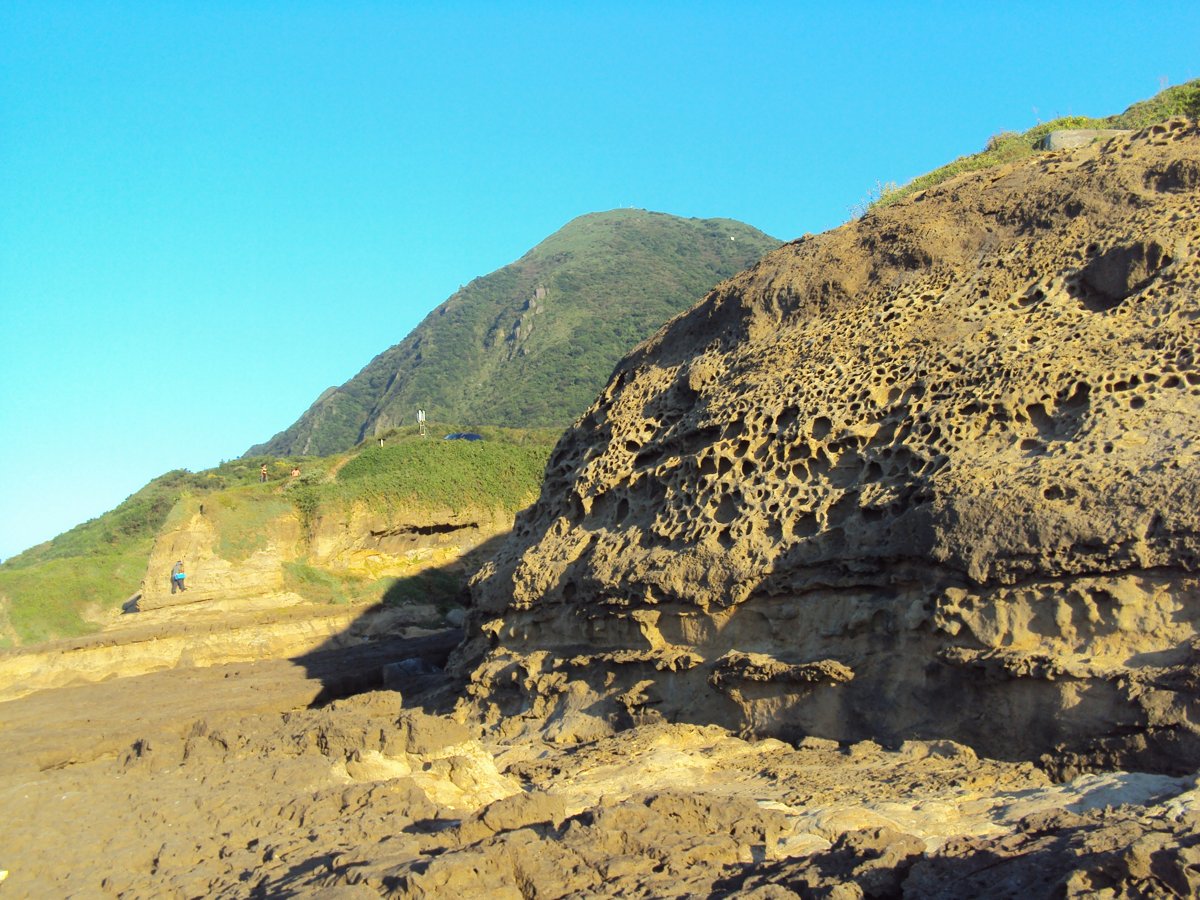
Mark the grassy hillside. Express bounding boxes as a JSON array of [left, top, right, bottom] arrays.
[[869, 79, 1200, 211], [0, 458, 313, 647], [286, 425, 556, 531], [248, 209, 780, 457], [0, 428, 556, 648]]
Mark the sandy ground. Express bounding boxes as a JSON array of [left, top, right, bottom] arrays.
[[2, 627, 1199, 898]]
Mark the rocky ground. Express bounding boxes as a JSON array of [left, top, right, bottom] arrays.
[[1, 616, 1198, 898], [4, 122, 1200, 897]]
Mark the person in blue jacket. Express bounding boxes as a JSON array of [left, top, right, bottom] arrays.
[[171, 560, 187, 594]]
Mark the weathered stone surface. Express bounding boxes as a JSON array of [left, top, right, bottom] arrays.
[[1037, 128, 1132, 150], [461, 118, 1200, 772], [3, 659, 1198, 897], [139, 493, 509, 613], [140, 500, 305, 611]]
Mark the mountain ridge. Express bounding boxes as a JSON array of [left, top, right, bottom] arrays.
[[246, 209, 780, 456]]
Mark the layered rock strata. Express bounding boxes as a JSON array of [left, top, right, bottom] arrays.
[[139, 495, 510, 612], [461, 119, 1200, 773]]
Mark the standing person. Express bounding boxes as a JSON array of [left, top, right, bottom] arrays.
[[260, 463, 268, 483], [171, 560, 187, 594]]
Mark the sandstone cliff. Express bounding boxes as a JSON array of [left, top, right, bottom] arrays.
[[462, 119, 1200, 774], [0, 491, 507, 701], [139, 492, 509, 614]]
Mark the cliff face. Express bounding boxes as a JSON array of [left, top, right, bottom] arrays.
[[461, 119, 1200, 773], [139, 495, 510, 613]]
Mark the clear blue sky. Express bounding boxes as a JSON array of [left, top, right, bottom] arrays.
[[1, 1, 1197, 561]]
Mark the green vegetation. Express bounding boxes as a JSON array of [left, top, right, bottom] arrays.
[[7, 470, 221, 569], [1117, 79, 1200, 127], [381, 567, 463, 610], [281, 561, 381, 606], [0, 544, 151, 645], [284, 426, 554, 532], [334, 434, 550, 512], [248, 209, 781, 457], [281, 561, 464, 616], [280, 557, 473, 618], [869, 79, 1200, 212], [0, 428, 555, 649], [209, 491, 294, 563], [0, 455, 320, 648]]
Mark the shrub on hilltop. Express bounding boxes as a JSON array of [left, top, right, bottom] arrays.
[[867, 78, 1200, 212]]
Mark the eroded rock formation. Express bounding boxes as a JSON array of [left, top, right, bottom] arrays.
[[139, 494, 510, 612], [6, 674, 1198, 897], [461, 119, 1200, 773]]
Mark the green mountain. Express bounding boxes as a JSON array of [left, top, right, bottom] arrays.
[[247, 209, 781, 457]]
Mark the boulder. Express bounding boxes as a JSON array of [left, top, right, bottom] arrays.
[[1037, 128, 1131, 151]]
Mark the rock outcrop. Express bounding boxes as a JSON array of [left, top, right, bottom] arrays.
[[139, 493, 510, 613], [461, 119, 1200, 773], [140, 498, 306, 611], [6, 672, 1199, 897], [1037, 128, 1133, 151]]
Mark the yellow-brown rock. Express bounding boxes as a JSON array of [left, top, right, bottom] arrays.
[[139, 493, 512, 614], [462, 119, 1200, 773]]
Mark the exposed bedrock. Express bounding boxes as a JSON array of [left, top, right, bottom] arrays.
[[458, 119, 1200, 774], [140, 498, 508, 613]]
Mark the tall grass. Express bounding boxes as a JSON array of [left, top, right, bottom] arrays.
[[0, 541, 151, 647], [282, 429, 555, 538]]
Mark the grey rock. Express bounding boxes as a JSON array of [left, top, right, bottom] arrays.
[[1037, 128, 1131, 151]]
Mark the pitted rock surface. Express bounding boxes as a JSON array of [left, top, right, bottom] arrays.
[[462, 118, 1200, 772]]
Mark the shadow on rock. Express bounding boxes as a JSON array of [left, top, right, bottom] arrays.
[[293, 532, 514, 713], [299, 627, 464, 711], [712, 810, 1200, 899]]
